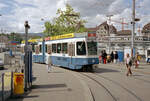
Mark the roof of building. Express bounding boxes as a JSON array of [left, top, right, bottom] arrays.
[[87, 21, 117, 34], [142, 23, 150, 33], [87, 27, 98, 32], [117, 30, 132, 36], [0, 35, 9, 43]]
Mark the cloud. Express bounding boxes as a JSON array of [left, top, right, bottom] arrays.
[[2, 0, 58, 33], [108, 0, 129, 14], [67, 0, 114, 17], [0, 0, 150, 33], [0, 3, 7, 10]]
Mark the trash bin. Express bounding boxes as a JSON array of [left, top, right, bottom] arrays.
[[13, 73, 24, 95]]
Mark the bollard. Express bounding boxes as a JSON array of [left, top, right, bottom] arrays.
[[2, 73, 4, 101], [11, 72, 13, 96]]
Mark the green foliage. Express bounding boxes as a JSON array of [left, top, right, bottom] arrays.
[[43, 4, 87, 36], [7, 32, 23, 43]]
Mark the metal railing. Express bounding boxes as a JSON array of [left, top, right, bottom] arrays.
[[0, 53, 24, 101], [0, 72, 13, 101]]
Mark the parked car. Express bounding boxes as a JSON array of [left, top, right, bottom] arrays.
[[0, 58, 4, 70]]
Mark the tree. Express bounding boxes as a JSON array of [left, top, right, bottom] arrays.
[[43, 4, 87, 36], [7, 32, 23, 43]]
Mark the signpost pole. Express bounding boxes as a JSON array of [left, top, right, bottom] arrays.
[[24, 21, 30, 91]]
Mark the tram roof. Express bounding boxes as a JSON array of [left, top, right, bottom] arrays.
[[21, 32, 96, 44]]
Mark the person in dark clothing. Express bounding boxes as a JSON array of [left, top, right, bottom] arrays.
[[102, 50, 107, 64], [110, 51, 114, 63], [100, 50, 104, 63], [114, 51, 118, 63]]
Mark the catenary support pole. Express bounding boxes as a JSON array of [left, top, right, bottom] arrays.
[[131, 0, 135, 58], [24, 21, 30, 91]]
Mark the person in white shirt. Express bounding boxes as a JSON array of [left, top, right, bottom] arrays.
[[47, 56, 52, 73], [125, 53, 132, 76]]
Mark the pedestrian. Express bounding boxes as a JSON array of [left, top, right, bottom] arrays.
[[47, 56, 52, 73], [147, 56, 150, 63], [135, 52, 140, 68], [114, 51, 118, 64], [99, 55, 102, 64], [125, 53, 132, 76], [107, 55, 111, 63], [101, 50, 104, 63], [110, 51, 114, 63], [102, 50, 107, 64]]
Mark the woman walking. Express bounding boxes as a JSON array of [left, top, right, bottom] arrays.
[[102, 50, 107, 64], [135, 52, 140, 68], [47, 56, 52, 73], [125, 53, 132, 76]]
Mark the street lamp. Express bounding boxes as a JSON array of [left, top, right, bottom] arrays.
[[41, 18, 45, 63], [131, 0, 135, 59], [106, 15, 113, 54]]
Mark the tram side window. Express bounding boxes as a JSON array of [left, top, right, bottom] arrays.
[[52, 44, 56, 53], [87, 42, 97, 55], [39, 45, 42, 53], [21, 46, 24, 53], [47, 44, 52, 54], [32, 44, 35, 52], [77, 42, 86, 55], [45, 44, 47, 53], [57, 43, 61, 53], [148, 50, 150, 56], [62, 43, 67, 54], [35, 45, 39, 54]]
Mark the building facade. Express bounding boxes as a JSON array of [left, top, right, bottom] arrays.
[[87, 22, 150, 59]]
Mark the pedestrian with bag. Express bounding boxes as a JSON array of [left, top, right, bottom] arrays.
[[102, 50, 107, 64], [114, 51, 118, 64], [110, 51, 114, 63], [125, 53, 132, 76], [135, 52, 140, 68], [47, 56, 52, 73]]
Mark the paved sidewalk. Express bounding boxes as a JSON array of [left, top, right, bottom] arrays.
[[7, 63, 87, 101]]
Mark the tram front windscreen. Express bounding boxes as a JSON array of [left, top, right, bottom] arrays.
[[87, 42, 97, 55], [77, 41, 86, 55]]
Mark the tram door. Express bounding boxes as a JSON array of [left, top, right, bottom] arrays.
[[47, 44, 52, 54], [69, 43, 75, 65], [147, 50, 150, 56]]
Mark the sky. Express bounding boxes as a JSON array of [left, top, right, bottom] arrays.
[[0, 0, 150, 33]]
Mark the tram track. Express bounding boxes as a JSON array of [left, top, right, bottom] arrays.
[[56, 65, 146, 101], [98, 64, 150, 84], [101, 63, 150, 76], [92, 73, 143, 101], [89, 87, 96, 101], [79, 72, 118, 101]]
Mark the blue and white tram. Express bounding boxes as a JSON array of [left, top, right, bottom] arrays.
[[47, 37, 98, 70], [33, 36, 99, 70], [32, 41, 45, 63]]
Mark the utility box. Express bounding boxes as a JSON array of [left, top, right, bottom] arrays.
[[13, 73, 24, 95]]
